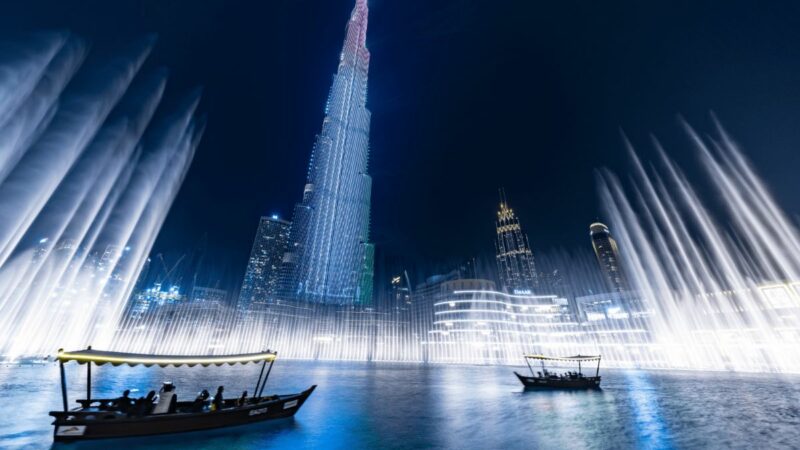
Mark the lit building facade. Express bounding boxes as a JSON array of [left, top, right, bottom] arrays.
[[238, 215, 291, 311], [576, 291, 647, 321], [280, 0, 374, 306], [192, 285, 229, 306], [426, 282, 579, 364], [590, 222, 629, 292], [495, 195, 538, 294], [124, 283, 185, 320]]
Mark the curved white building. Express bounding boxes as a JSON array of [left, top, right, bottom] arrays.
[[424, 280, 588, 364]]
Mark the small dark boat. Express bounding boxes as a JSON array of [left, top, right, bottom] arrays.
[[514, 354, 601, 389], [49, 348, 316, 442]]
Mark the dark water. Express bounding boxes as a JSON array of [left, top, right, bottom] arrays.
[[2, 361, 800, 449]]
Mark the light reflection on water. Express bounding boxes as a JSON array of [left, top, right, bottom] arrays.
[[622, 371, 671, 448], [2, 361, 800, 449]]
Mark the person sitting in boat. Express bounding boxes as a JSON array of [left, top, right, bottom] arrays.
[[211, 386, 224, 411], [237, 390, 248, 406], [131, 391, 157, 416], [191, 389, 210, 412], [113, 390, 132, 413], [130, 397, 142, 416], [152, 382, 178, 415]]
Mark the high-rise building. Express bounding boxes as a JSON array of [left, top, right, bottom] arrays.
[[390, 272, 412, 307], [238, 215, 291, 311], [495, 193, 538, 294], [125, 282, 185, 320], [590, 222, 629, 292], [280, 0, 374, 305]]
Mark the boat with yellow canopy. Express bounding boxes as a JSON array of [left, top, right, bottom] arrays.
[[49, 347, 316, 442]]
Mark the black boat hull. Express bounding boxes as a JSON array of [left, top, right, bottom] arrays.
[[515, 372, 601, 389], [50, 385, 316, 442]]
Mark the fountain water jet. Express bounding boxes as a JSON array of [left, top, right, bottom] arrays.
[[0, 33, 203, 360], [600, 119, 800, 373]]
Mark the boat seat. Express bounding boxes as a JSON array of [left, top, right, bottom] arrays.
[[152, 392, 177, 414]]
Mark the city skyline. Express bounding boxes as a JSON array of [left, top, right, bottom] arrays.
[[4, 0, 799, 275], [2, 0, 799, 356], [3, 2, 800, 448]]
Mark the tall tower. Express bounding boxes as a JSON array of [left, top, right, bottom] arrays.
[[281, 0, 374, 305], [590, 222, 628, 292], [238, 215, 291, 311], [495, 192, 537, 294]]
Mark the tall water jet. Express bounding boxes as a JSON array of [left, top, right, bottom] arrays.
[[599, 119, 800, 373], [0, 33, 203, 359]]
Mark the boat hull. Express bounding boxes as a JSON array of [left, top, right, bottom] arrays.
[[515, 372, 601, 389], [50, 385, 316, 442]]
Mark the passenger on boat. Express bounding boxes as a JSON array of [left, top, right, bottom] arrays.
[[114, 390, 132, 413], [131, 391, 157, 416], [191, 390, 210, 412], [237, 390, 248, 406], [212, 386, 224, 411]]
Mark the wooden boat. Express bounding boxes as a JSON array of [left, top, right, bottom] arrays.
[[49, 348, 316, 442], [514, 354, 601, 389]]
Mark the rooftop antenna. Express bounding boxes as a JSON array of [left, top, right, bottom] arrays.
[[499, 187, 508, 206], [403, 269, 413, 294]]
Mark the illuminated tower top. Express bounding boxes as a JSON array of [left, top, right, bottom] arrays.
[[342, 0, 369, 70], [590, 222, 629, 292], [495, 191, 538, 294]]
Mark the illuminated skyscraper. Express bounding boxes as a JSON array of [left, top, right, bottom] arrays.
[[238, 215, 291, 310], [590, 222, 628, 292], [281, 0, 374, 305], [495, 193, 538, 294]]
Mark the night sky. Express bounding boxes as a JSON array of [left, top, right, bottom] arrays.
[[3, 0, 800, 286]]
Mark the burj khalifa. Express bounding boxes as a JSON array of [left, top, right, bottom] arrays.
[[279, 0, 374, 305]]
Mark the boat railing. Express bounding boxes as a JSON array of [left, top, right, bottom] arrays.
[[63, 394, 290, 416], [49, 410, 126, 421], [75, 398, 116, 409]]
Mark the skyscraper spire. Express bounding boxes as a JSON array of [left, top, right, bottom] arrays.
[[343, 0, 369, 59], [280, 0, 374, 305], [495, 193, 538, 294]]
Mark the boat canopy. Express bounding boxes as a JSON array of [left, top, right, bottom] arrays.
[[56, 349, 277, 367], [524, 354, 601, 362]]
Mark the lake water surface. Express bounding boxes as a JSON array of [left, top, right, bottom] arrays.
[[2, 361, 800, 449]]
